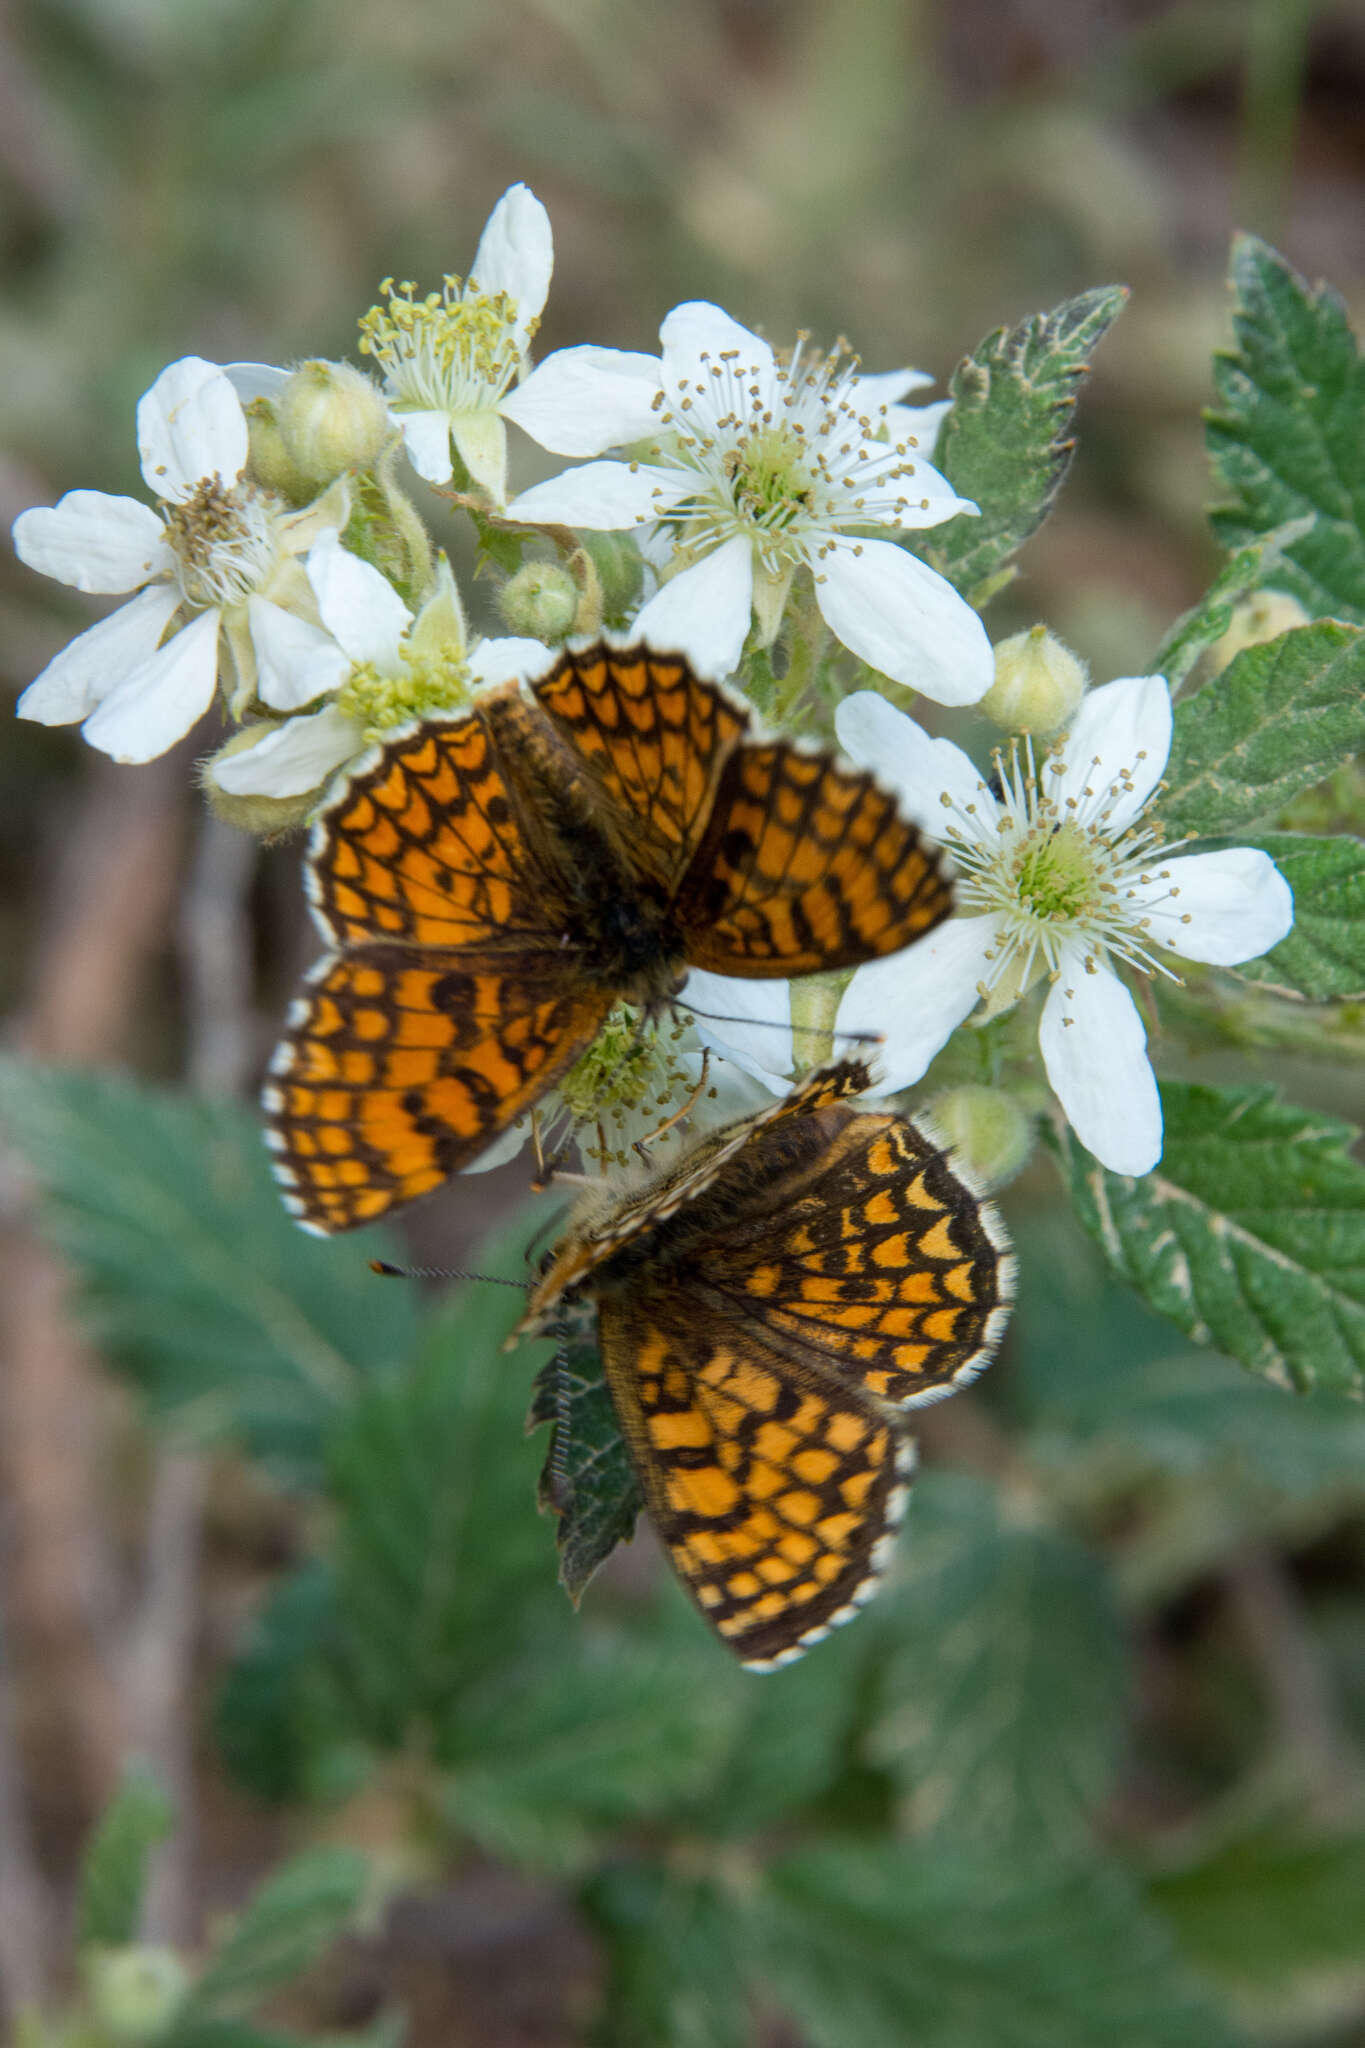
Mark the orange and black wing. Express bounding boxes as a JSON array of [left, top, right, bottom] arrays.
[[702, 1108, 1014, 1409], [266, 692, 610, 1232], [673, 739, 953, 977], [264, 951, 611, 1233], [597, 1292, 915, 1669], [532, 643, 749, 895], [306, 691, 576, 952]]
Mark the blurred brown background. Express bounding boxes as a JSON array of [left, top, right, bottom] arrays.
[[1, 0, 1363, 2034]]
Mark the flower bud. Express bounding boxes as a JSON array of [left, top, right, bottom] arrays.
[[930, 1085, 1032, 1189], [275, 360, 391, 489], [241, 397, 297, 498], [498, 561, 579, 641], [201, 726, 321, 836], [577, 530, 645, 625], [1204, 588, 1310, 676], [86, 1945, 190, 2042], [981, 626, 1087, 735]]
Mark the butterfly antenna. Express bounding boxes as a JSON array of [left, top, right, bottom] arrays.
[[678, 1003, 884, 1051], [547, 1320, 573, 1509], [370, 1260, 529, 1289]]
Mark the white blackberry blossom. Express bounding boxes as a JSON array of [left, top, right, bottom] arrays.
[[13, 357, 348, 763], [831, 676, 1295, 1175], [503, 300, 991, 702]]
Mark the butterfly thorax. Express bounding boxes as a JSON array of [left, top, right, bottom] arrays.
[[479, 688, 689, 1006]]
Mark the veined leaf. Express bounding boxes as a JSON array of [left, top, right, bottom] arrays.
[[1054, 1081, 1365, 1394], [1207, 233, 1365, 626], [1158, 620, 1365, 840], [866, 1472, 1126, 1857], [215, 1562, 366, 1808], [1226, 832, 1365, 1000], [1150, 520, 1314, 692], [917, 285, 1128, 607], [0, 1061, 415, 1483], [76, 1767, 174, 1949], [1150, 1821, 1365, 2032], [527, 1301, 640, 1603], [586, 1864, 749, 2048], [173, 1849, 369, 2028]]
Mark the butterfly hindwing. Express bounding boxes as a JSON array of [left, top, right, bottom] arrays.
[[596, 1293, 915, 1670], [265, 950, 611, 1233]]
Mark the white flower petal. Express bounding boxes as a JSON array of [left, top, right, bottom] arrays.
[[853, 369, 936, 411], [396, 410, 455, 484], [13, 492, 172, 594], [460, 1119, 530, 1174], [813, 538, 993, 705], [307, 532, 410, 669], [451, 409, 509, 502], [886, 397, 952, 457], [506, 460, 689, 529], [248, 596, 350, 711], [660, 301, 776, 401], [16, 584, 182, 725], [847, 453, 971, 529], [835, 916, 996, 1092], [632, 535, 753, 677], [470, 183, 554, 337], [1039, 953, 1162, 1175], [137, 357, 248, 500], [211, 703, 362, 797], [500, 346, 663, 456], [467, 635, 553, 690], [277, 478, 351, 555], [81, 607, 221, 762], [680, 971, 793, 1088], [1128, 847, 1295, 966], [834, 691, 1000, 834], [1053, 674, 1171, 833], [222, 362, 290, 405]]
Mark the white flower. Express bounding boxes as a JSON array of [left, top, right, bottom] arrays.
[[502, 300, 991, 701], [358, 183, 553, 503], [13, 358, 348, 763], [209, 532, 549, 798], [829, 676, 1295, 1176]]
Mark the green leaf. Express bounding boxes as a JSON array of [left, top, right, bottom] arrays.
[[865, 1473, 1127, 1856], [1150, 522, 1314, 692], [215, 1563, 367, 1807], [586, 1864, 749, 2048], [76, 1766, 175, 1949], [324, 1240, 555, 1749], [444, 1632, 738, 1871], [1207, 233, 1365, 626], [1226, 832, 1365, 1000], [0, 1062, 415, 1484], [760, 1845, 1237, 2048], [527, 1302, 640, 1603], [918, 285, 1128, 606], [1157, 620, 1365, 839], [1149, 1821, 1365, 2031], [174, 1849, 369, 2027], [1054, 1080, 1365, 1394]]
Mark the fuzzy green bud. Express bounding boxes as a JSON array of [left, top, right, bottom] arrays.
[[85, 1945, 189, 2042], [275, 360, 390, 489], [241, 397, 296, 498], [981, 626, 1087, 735], [1204, 588, 1310, 676], [201, 726, 323, 837], [930, 1084, 1032, 1189], [499, 561, 579, 641], [577, 529, 645, 625]]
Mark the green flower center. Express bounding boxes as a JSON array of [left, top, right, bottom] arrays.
[[337, 642, 471, 740], [359, 277, 525, 411], [1012, 822, 1097, 923], [723, 427, 814, 531], [558, 1007, 699, 1169]]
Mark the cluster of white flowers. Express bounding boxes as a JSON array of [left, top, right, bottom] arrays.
[[10, 182, 1294, 1179]]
